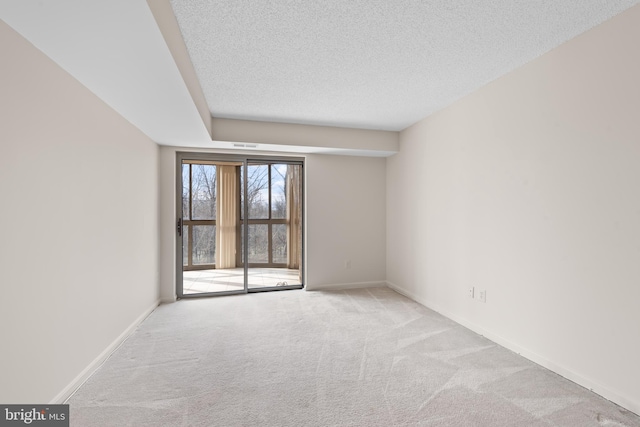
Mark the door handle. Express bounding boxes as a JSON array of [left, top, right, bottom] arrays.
[[177, 218, 182, 236]]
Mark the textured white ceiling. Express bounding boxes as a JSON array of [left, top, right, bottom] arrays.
[[170, 0, 640, 131]]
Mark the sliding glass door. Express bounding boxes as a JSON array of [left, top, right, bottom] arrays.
[[176, 153, 303, 298]]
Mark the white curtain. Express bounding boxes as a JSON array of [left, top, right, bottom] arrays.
[[215, 165, 237, 269], [286, 165, 302, 270]]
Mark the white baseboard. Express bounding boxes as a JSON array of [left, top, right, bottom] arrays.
[[160, 295, 177, 304], [386, 281, 640, 417], [51, 299, 160, 404], [307, 281, 387, 291]]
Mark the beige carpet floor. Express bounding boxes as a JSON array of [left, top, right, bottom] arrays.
[[68, 287, 640, 426]]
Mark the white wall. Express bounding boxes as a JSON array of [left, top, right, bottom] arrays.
[[159, 147, 178, 302], [387, 5, 640, 413], [158, 148, 387, 299], [305, 154, 387, 289], [0, 20, 159, 403]]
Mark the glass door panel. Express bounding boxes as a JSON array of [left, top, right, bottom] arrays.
[[179, 160, 246, 296], [180, 160, 237, 296], [246, 162, 303, 290]]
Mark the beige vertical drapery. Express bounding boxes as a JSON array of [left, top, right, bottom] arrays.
[[215, 165, 237, 269], [286, 165, 302, 270]]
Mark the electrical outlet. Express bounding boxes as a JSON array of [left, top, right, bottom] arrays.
[[479, 290, 486, 303], [468, 287, 475, 298]]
